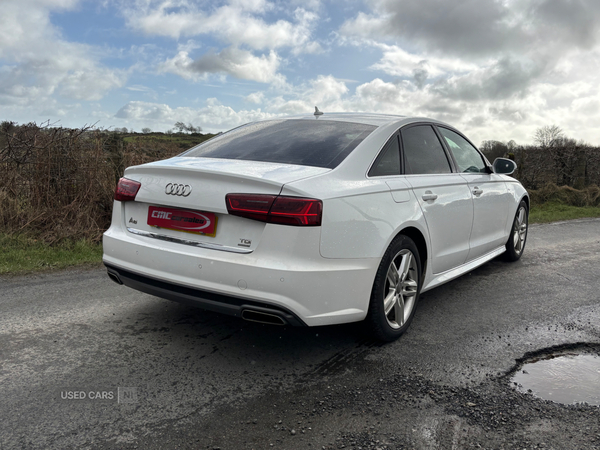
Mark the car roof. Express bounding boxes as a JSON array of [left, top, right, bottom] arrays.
[[278, 112, 450, 128]]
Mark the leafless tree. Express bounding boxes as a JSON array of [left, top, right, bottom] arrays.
[[480, 140, 509, 162], [174, 121, 186, 133], [174, 122, 202, 134], [534, 125, 564, 149], [529, 125, 589, 187]]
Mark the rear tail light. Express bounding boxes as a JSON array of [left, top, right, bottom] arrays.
[[226, 194, 322, 226], [114, 177, 141, 202], [270, 196, 322, 226]]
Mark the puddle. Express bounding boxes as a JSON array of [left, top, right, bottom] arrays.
[[511, 352, 600, 406]]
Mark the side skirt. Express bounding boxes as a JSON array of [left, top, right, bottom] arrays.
[[420, 245, 506, 293]]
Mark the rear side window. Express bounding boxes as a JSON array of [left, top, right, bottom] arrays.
[[401, 125, 452, 174], [182, 120, 377, 169], [368, 135, 400, 177]]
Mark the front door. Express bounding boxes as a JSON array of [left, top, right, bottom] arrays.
[[437, 127, 510, 261]]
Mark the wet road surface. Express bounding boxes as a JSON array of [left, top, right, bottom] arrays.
[[1, 218, 599, 449]]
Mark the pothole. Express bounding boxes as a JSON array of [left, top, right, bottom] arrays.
[[511, 349, 600, 406]]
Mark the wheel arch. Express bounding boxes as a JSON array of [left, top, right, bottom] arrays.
[[396, 226, 428, 276], [521, 194, 530, 211], [366, 225, 427, 341]]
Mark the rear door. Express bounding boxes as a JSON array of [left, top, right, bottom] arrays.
[[400, 124, 474, 274]]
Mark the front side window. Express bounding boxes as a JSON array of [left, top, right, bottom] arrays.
[[181, 120, 376, 169], [438, 127, 487, 173], [401, 125, 452, 174]]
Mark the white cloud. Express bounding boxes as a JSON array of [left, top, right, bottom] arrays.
[[111, 58, 600, 144], [227, 0, 269, 13], [339, 0, 600, 84], [160, 47, 284, 84], [0, 0, 79, 56], [124, 1, 323, 89], [340, 0, 587, 58], [370, 44, 479, 79], [332, 0, 600, 144], [265, 75, 349, 114], [0, 0, 126, 108], [3, 0, 600, 147], [114, 98, 277, 133], [354, 79, 404, 108], [245, 91, 265, 104], [309, 75, 348, 103], [123, 1, 321, 54], [60, 69, 127, 101]]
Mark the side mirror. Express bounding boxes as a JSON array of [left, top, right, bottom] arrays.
[[492, 158, 517, 175]]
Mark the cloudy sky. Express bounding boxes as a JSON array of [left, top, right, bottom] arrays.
[[1, 0, 600, 145]]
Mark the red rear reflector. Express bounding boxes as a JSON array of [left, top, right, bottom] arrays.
[[114, 177, 141, 202], [226, 194, 322, 226]]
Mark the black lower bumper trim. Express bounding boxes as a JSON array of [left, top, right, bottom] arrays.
[[104, 264, 307, 327]]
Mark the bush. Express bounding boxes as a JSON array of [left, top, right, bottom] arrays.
[[0, 122, 184, 243], [528, 183, 600, 207]]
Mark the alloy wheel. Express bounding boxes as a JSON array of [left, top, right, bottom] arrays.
[[513, 206, 528, 255], [383, 249, 419, 329]]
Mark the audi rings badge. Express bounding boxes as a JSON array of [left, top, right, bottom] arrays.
[[165, 183, 192, 197]]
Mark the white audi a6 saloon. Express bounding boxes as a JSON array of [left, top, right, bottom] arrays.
[[103, 113, 529, 341]]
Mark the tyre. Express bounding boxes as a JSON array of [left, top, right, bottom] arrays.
[[365, 235, 421, 342], [504, 200, 528, 262]]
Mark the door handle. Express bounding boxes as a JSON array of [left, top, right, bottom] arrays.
[[472, 187, 483, 197], [422, 191, 438, 201]]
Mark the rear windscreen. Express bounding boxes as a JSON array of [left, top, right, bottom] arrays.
[[181, 119, 377, 169]]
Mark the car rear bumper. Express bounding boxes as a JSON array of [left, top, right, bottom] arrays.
[[103, 225, 380, 326], [104, 263, 307, 326]]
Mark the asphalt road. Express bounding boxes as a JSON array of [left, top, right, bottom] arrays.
[[1, 218, 599, 449]]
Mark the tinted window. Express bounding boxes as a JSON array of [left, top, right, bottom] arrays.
[[438, 127, 487, 173], [401, 125, 452, 174], [368, 135, 400, 177], [182, 120, 376, 169]]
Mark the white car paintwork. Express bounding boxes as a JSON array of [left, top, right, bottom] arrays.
[[385, 179, 412, 203], [405, 173, 473, 274], [103, 113, 528, 327], [462, 172, 511, 261], [127, 158, 331, 213], [104, 202, 379, 326]]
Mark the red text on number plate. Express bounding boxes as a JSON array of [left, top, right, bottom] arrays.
[[147, 206, 217, 236]]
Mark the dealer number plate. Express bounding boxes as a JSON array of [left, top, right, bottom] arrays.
[[147, 206, 217, 237]]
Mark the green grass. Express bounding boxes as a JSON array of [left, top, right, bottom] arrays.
[[529, 202, 600, 223], [0, 233, 103, 275]]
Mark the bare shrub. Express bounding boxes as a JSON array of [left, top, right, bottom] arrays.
[[0, 122, 182, 243], [513, 145, 552, 190], [528, 184, 600, 207]]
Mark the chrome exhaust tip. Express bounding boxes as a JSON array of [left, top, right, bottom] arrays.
[[241, 309, 287, 326], [107, 270, 123, 285]]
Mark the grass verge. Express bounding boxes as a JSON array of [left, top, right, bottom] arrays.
[[529, 202, 600, 224], [0, 233, 103, 275]]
